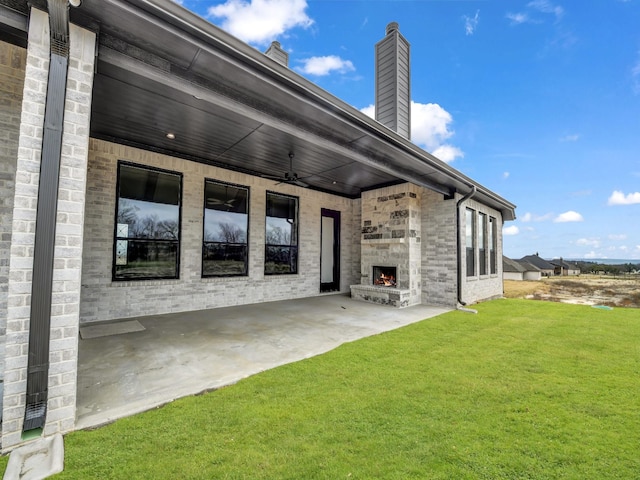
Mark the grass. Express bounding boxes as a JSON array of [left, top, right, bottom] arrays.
[[5, 299, 640, 479]]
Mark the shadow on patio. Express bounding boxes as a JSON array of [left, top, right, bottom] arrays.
[[76, 294, 449, 429]]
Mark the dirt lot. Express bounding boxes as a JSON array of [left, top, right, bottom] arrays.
[[503, 275, 640, 308]]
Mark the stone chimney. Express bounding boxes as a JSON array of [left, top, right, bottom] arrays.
[[264, 41, 289, 67], [375, 22, 411, 139]]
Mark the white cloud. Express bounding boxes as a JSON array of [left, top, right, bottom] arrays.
[[297, 56, 355, 76], [503, 225, 520, 236], [506, 12, 529, 25], [507, 0, 563, 26], [609, 234, 628, 241], [411, 102, 463, 162], [361, 105, 375, 119], [528, 0, 564, 19], [431, 145, 464, 163], [361, 101, 464, 163], [576, 238, 600, 248], [208, 0, 313, 46], [584, 251, 599, 259], [560, 134, 580, 142], [464, 10, 480, 36], [608, 190, 640, 205], [554, 211, 584, 223], [520, 212, 554, 222], [503, 171, 510, 179]]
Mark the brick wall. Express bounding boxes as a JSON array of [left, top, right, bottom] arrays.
[[2, 10, 96, 451], [460, 197, 504, 304], [79, 139, 360, 323], [0, 41, 26, 381], [421, 189, 458, 307], [420, 190, 504, 307]]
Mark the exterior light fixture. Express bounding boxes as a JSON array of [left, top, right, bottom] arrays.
[[166, 133, 175, 140]]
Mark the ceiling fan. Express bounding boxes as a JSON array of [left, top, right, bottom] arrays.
[[206, 197, 236, 208], [263, 152, 309, 188]]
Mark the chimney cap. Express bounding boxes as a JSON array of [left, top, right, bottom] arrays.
[[386, 22, 400, 35]]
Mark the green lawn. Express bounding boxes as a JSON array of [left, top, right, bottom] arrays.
[[6, 299, 640, 479]]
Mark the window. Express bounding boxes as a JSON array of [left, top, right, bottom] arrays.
[[479, 213, 487, 275], [489, 216, 497, 274], [114, 163, 181, 280], [265, 192, 298, 274], [203, 180, 249, 277], [465, 208, 475, 277]]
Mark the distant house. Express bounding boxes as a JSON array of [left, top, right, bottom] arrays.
[[503, 256, 542, 281], [519, 254, 555, 277], [550, 259, 581, 276]]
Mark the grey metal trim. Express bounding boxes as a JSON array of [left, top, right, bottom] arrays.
[[24, 0, 70, 433]]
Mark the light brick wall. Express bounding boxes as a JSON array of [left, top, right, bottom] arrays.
[[459, 197, 504, 305], [2, 9, 95, 451], [421, 189, 458, 307], [80, 139, 359, 323], [0, 41, 27, 379], [420, 190, 504, 307]]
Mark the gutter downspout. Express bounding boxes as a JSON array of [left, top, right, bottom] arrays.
[[23, 0, 72, 433], [456, 185, 477, 313]]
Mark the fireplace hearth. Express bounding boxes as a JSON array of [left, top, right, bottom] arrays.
[[373, 266, 397, 287]]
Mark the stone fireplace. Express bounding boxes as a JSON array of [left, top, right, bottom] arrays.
[[351, 184, 421, 308]]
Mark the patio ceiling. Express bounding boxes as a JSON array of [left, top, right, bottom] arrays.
[[1, 0, 516, 219]]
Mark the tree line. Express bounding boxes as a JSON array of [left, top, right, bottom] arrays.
[[574, 261, 640, 275]]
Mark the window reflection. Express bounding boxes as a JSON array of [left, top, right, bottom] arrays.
[[265, 192, 298, 274], [114, 163, 181, 280], [466, 208, 475, 277], [203, 180, 249, 276]]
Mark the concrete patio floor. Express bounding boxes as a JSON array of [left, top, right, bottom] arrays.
[[76, 294, 450, 430]]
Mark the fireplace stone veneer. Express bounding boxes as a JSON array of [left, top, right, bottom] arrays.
[[351, 184, 421, 308]]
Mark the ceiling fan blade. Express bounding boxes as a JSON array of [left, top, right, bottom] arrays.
[[293, 179, 309, 187]]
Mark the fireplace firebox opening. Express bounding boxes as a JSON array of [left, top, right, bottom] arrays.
[[373, 266, 397, 287]]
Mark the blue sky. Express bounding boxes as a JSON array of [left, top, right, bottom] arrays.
[[175, 0, 640, 261]]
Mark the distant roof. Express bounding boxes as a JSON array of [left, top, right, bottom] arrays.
[[550, 259, 580, 270], [519, 255, 555, 270], [503, 256, 541, 273]]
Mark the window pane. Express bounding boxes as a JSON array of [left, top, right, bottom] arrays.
[[203, 180, 249, 277], [115, 164, 181, 280], [265, 246, 298, 274], [203, 243, 248, 276], [489, 217, 497, 274], [479, 213, 487, 275], [114, 240, 178, 279], [466, 208, 475, 276], [265, 192, 298, 274], [465, 209, 474, 249]]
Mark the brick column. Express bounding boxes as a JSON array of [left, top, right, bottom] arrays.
[[2, 8, 95, 451], [0, 41, 27, 390]]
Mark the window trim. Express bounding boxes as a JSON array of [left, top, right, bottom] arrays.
[[265, 191, 299, 275], [202, 178, 250, 278], [112, 161, 183, 281]]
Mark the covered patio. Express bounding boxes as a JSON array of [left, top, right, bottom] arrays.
[[75, 294, 449, 429]]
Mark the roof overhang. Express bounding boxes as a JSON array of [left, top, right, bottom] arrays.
[[0, 0, 516, 220]]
